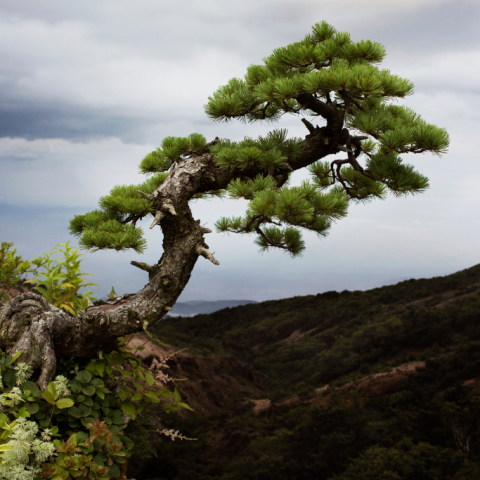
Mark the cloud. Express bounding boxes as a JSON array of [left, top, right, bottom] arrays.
[[1, 0, 477, 143]]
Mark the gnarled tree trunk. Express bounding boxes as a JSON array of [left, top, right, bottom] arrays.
[[0, 99, 355, 390]]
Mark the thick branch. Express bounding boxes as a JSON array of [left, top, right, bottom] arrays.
[[0, 99, 357, 389], [0, 201, 209, 388], [295, 92, 344, 130]]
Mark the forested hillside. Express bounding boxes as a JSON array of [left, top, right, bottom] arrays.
[[128, 263, 480, 480]]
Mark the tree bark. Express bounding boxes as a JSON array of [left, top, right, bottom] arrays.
[[0, 99, 349, 390]]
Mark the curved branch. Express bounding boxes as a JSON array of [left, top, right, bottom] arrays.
[[0, 201, 209, 388], [295, 93, 344, 130], [131, 261, 154, 274], [301, 118, 316, 134], [255, 221, 287, 250], [0, 103, 363, 388], [150, 210, 164, 229]]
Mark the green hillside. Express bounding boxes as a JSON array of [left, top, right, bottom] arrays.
[[128, 263, 480, 480]]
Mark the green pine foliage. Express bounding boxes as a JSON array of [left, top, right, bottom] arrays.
[[204, 21, 410, 124], [139, 134, 209, 175], [216, 179, 348, 256], [69, 21, 448, 258], [68, 169, 168, 253]]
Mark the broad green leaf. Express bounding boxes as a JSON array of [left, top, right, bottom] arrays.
[[121, 401, 136, 419], [26, 403, 39, 414], [108, 464, 121, 478], [47, 381, 59, 401], [120, 434, 134, 451], [118, 391, 128, 401], [173, 388, 181, 403], [78, 404, 92, 417], [132, 381, 143, 392], [82, 386, 96, 396], [39, 417, 51, 427], [145, 371, 154, 387], [67, 406, 82, 418], [17, 407, 30, 417], [76, 431, 88, 443], [42, 391, 56, 405], [6, 350, 23, 365], [144, 392, 160, 403], [77, 370, 93, 383], [91, 378, 104, 387], [59, 303, 76, 315], [56, 398, 74, 409]]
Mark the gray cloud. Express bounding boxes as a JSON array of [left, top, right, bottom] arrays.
[[1, 0, 477, 143], [0, 104, 160, 143], [353, 0, 480, 53]]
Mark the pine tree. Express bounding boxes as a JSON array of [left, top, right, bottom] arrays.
[[0, 21, 449, 388]]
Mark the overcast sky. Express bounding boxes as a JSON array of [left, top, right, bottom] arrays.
[[1, 0, 479, 302]]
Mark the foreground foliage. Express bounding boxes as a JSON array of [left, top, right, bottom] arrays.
[[0, 242, 191, 479]]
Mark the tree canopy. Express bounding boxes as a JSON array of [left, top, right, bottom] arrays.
[[69, 20, 449, 258]]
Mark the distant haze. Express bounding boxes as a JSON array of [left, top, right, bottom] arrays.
[[168, 300, 257, 316]]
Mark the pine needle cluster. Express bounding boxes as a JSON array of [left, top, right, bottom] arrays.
[[69, 173, 168, 253], [216, 178, 349, 256]]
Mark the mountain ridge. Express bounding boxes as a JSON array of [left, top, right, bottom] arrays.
[[128, 261, 480, 480]]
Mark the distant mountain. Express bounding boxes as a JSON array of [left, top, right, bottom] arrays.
[[168, 299, 257, 316], [129, 262, 480, 480]]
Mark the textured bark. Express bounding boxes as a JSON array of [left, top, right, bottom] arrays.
[[0, 98, 350, 389]]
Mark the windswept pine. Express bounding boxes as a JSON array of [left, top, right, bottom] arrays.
[[1, 21, 449, 392]]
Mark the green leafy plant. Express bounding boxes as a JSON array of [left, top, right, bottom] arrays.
[[38, 421, 127, 480], [0, 413, 57, 479], [0, 241, 46, 307], [0, 350, 23, 391], [0, 339, 191, 479], [0, 414, 17, 457], [1, 241, 194, 477], [23, 242, 99, 316]]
